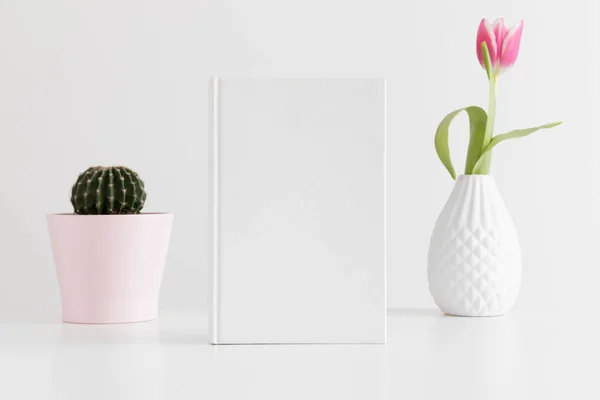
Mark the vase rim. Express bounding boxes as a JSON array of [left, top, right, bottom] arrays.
[[457, 174, 494, 179]]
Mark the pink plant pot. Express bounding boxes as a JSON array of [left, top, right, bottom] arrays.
[[47, 213, 173, 324]]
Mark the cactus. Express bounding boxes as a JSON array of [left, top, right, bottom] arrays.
[[70, 166, 147, 215]]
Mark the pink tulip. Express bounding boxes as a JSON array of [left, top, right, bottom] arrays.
[[476, 18, 524, 73]]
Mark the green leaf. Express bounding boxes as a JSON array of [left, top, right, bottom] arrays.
[[464, 106, 490, 174], [471, 121, 563, 174], [482, 42, 493, 80], [435, 106, 488, 180]]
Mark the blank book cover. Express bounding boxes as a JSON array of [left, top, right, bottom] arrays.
[[209, 78, 386, 344]]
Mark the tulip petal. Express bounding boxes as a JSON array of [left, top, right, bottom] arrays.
[[500, 20, 524, 69], [476, 19, 498, 68], [492, 18, 508, 58]]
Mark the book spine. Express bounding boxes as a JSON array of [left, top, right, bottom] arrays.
[[208, 77, 220, 344]]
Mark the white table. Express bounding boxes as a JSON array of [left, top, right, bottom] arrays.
[[0, 310, 597, 399]]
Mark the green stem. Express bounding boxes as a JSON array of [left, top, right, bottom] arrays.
[[477, 74, 496, 174], [464, 74, 496, 174], [465, 43, 496, 175]]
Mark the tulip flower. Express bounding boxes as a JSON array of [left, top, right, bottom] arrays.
[[476, 18, 524, 74], [433, 18, 561, 180]]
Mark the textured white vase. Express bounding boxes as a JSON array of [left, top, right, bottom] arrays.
[[428, 175, 521, 317]]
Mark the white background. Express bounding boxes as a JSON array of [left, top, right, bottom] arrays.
[[0, 0, 597, 318]]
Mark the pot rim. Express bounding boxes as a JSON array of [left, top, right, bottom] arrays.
[[47, 212, 173, 217]]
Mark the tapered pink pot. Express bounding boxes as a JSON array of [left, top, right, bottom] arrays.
[[47, 213, 173, 324]]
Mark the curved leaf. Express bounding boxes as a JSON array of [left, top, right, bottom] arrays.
[[471, 121, 563, 174], [464, 106, 490, 174], [482, 42, 493, 81], [435, 106, 488, 180]]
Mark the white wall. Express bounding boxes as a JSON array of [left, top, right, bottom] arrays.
[[0, 0, 597, 316]]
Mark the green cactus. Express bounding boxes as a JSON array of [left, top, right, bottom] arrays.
[[70, 166, 147, 215]]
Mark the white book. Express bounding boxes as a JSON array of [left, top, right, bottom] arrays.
[[209, 78, 386, 344]]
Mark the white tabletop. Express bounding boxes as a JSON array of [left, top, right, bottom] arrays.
[[0, 309, 597, 399]]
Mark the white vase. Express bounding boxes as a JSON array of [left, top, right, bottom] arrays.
[[428, 175, 521, 317]]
